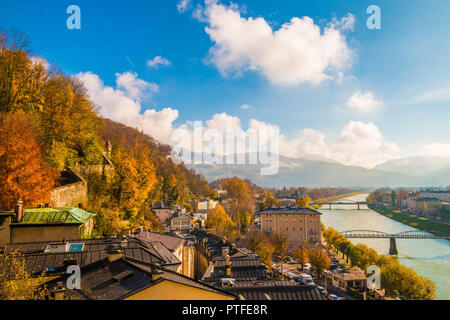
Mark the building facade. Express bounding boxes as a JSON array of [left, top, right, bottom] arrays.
[[259, 205, 321, 251]]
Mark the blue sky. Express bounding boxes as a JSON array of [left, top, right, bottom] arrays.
[[2, 0, 450, 168]]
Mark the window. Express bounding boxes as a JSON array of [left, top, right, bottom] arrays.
[[293, 227, 296, 231], [286, 227, 289, 231]]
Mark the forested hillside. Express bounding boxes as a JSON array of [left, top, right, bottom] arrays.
[[0, 31, 213, 236]]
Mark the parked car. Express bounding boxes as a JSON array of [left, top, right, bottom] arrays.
[[317, 286, 327, 295], [298, 273, 315, 286], [328, 294, 340, 300]]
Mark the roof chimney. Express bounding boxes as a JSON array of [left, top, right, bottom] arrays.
[[51, 282, 66, 300], [106, 244, 123, 262], [151, 265, 164, 281], [14, 200, 23, 223], [225, 255, 232, 277]]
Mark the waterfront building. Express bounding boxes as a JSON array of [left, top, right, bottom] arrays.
[[259, 204, 321, 251]]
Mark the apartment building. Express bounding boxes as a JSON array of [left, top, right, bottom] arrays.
[[259, 204, 322, 251]]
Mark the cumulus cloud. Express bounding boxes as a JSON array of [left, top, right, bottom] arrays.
[[177, 0, 192, 13], [195, 1, 353, 86], [240, 104, 251, 109], [146, 56, 171, 69], [77, 71, 177, 144], [346, 90, 382, 112], [77, 72, 399, 168]]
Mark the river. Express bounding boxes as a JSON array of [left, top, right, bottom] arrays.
[[319, 193, 450, 300]]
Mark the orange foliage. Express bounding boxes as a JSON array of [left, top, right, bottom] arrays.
[[0, 111, 56, 210]]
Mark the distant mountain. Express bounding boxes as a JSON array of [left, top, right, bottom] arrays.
[[374, 156, 450, 176], [186, 153, 434, 188]]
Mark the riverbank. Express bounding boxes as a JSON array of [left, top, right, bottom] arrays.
[[367, 203, 450, 237]]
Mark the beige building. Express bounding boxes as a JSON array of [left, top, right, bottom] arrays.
[[259, 204, 321, 251]]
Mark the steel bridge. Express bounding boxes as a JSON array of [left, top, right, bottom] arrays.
[[340, 230, 450, 255], [315, 200, 368, 210]]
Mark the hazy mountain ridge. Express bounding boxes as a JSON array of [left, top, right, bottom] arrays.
[[186, 154, 450, 188]]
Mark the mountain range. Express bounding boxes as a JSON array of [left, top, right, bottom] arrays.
[[186, 154, 450, 188]]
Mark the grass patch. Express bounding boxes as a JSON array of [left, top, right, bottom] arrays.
[[368, 204, 450, 237]]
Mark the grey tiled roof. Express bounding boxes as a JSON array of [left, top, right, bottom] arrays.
[[44, 258, 237, 300], [259, 204, 321, 215], [225, 281, 327, 300], [135, 231, 184, 251], [0, 238, 175, 278]]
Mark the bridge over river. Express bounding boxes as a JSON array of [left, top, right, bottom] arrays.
[[314, 200, 368, 210], [340, 230, 450, 255]]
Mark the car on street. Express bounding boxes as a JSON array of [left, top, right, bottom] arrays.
[[297, 273, 315, 286], [328, 294, 340, 300], [317, 286, 328, 295]]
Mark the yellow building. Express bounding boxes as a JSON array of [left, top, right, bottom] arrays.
[[260, 204, 321, 251]]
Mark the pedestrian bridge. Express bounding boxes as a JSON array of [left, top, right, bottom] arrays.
[[340, 230, 450, 255]]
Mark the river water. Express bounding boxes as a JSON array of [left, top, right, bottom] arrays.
[[319, 193, 450, 300]]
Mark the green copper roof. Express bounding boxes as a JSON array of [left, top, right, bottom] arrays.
[[12, 207, 95, 225]]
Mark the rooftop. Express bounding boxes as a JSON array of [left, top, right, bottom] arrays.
[[0, 237, 177, 278], [44, 257, 236, 300], [332, 269, 368, 281], [135, 231, 184, 251], [259, 204, 321, 215], [225, 280, 326, 300], [3, 207, 95, 225]]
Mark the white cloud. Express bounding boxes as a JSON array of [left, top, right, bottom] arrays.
[[77, 72, 400, 169], [146, 56, 171, 69], [334, 121, 399, 167], [77, 71, 177, 144], [346, 91, 382, 112], [420, 143, 450, 157], [248, 119, 398, 168], [196, 1, 353, 86], [329, 13, 356, 31], [206, 112, 241, 133], [240, 104, 251, 109], [115, 72, 159, 100], [177, 0, 192, 13]]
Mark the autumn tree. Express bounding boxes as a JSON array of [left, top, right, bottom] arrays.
[[206, 204, 235, 239], [241, 230, 273, 265], [296, 196, 312, 208], [308, 248, 330, 279], [0, 111, 56, 209], [111, 141, 157, 219], [221, 177, 254, 222], [292, 242, 309, 271], [269, 232, 288, 257], [0, 251, 47, 300]]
